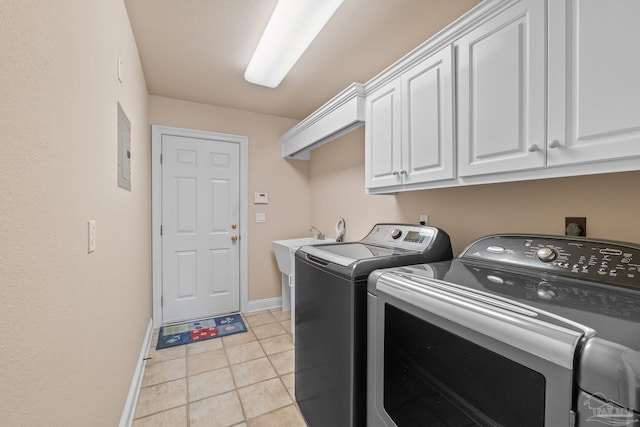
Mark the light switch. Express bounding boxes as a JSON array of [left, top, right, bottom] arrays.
[[88, 220, 96, 253], [256, 213, 266, 223]]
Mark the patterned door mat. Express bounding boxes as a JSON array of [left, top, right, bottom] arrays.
[[156, 313, 247, 349]]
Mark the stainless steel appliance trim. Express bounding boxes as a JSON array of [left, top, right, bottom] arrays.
[[369, 282, 576, 427], [396, 271, 598, 336], [578, 337, 640, 411], [377, 272, 593, 369]]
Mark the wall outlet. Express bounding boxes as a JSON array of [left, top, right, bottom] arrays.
[[565, 217, 586, 236]]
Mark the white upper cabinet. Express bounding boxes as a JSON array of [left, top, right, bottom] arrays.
[[346, 0, 640, 193], [365, 79, 402, 189], [402, 46, 455, 185], [457, 0, 546, 177], [547, 0, 640, 167], [366, 45, 454, 191]]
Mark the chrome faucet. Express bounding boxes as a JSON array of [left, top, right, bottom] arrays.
[[310, 226, 325, 240]]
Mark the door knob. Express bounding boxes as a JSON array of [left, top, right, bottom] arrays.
[[231, 235, 238, 242], [231, 224, 237, 229]]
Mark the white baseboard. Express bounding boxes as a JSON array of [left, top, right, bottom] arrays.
[[247, 297, 282, 312], [119, 318, 153, 427]]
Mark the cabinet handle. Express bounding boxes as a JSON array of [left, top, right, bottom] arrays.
[[527, 144, 540, 152], [548, 139, 561, 149], [400, 170, 407, 175], [392, 171, 400, 176]]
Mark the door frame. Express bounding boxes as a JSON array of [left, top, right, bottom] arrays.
[[151, 125, 248, 328]]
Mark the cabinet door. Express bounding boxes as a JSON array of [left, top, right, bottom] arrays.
[[402, 45, 455, 184], [548, 0, 640, 167], [365, 80, 402, 189], [457, 0, 545, 177]]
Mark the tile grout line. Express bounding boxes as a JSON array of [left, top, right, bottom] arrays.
[[240, 313, 275, 424], [250, 312, 297, 422], [230, 313, 250, 424], [184, 341, 191, 427], [135, 311, 299, 426], [133, 330, 186, 423]]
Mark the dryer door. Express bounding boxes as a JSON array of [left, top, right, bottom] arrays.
[[368, 271, 591, 427]]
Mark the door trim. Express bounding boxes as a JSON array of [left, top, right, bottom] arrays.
[[151, 125, 248, 328]]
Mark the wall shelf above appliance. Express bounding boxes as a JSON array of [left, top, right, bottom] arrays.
[[281, 82, 365, 159]]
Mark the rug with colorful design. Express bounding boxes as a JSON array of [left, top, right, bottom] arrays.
[[156, 313, 247, 349]]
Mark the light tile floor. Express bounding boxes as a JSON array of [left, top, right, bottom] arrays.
[[133, 309, 307, 427]]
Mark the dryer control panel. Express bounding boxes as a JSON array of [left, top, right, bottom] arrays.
[[461, 235, 640, 289]]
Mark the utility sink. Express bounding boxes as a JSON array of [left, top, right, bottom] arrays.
[[272, 237, 333, 275], [272, 237, 334, 339]]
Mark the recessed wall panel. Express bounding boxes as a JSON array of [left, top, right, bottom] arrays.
[[371, 93, 395, 177], [209, 152, 230, 168], [209, 249, 229, 295], [573, 0, 640, 142], [176, 251, 197, 298], [209, 179, 229, 233], [176, 177, 197, 234], [472, 20, 525, 159], [176, 149, 197, 165], [409, 66, 442, 171]]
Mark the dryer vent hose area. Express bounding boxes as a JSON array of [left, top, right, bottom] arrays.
[[335, 218, 346, 242]]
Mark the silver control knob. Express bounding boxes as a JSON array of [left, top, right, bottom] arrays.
[[390, 228, 402, 239], [536, 247, 558, 262]]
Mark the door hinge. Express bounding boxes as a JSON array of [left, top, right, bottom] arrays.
[[160, 225, 163, 236], [160, 153, 163, 164], [161, 295, 163, 307]]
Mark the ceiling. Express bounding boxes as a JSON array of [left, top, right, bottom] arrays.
[[124, 0, 480, 120]]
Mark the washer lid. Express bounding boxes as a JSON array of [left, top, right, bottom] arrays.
[[299, 242, 415, 267]]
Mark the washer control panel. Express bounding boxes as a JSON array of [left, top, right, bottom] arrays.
[[361, 223, 440, 251], [462, 235, 640, 289], [463, 264, 640, 317]]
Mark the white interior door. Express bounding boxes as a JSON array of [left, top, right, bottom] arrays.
[[161, 134, 240, 323]]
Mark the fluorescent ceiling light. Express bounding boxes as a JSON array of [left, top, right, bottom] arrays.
[[244, 0, 344, 88]]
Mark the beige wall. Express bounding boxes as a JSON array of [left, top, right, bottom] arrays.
[[148, 96, 310, 302], [310, 128, 640, 253], [0, 1, 150, 425], [2, 0, 637, 424]]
